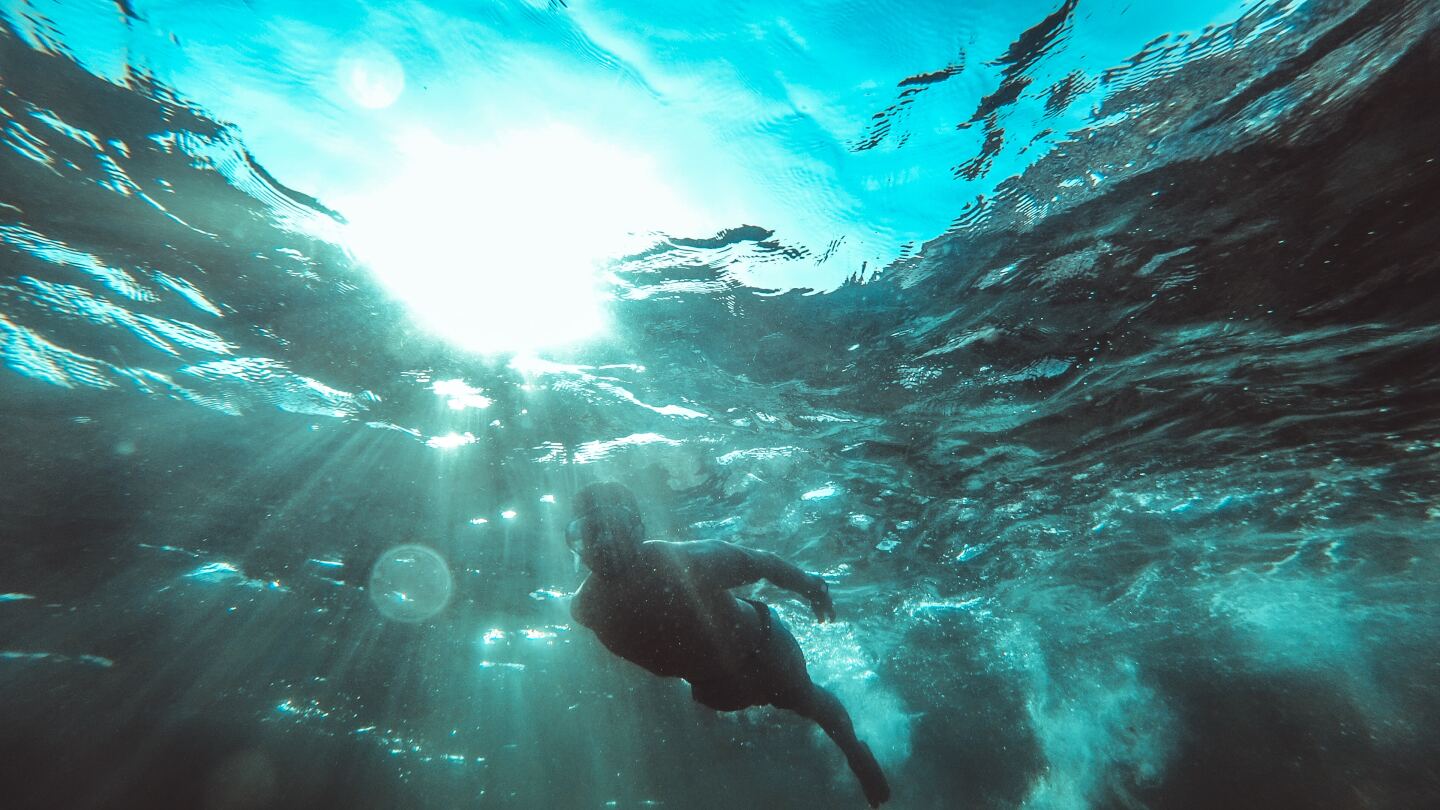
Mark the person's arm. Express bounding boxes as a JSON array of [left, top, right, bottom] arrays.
[[671, 540, 836, 621]]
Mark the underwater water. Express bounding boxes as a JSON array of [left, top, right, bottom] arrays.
[[2, 0, 1439, 807]]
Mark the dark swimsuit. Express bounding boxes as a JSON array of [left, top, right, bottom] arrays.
[[741, 597, 773, 645], [688, 598, 809, 712]]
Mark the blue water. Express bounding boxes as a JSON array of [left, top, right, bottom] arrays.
[[2, 1, 1439, 807]]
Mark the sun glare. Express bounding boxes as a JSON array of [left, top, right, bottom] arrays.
[[336, 126, 703, 355]]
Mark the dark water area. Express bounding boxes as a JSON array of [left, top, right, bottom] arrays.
[[3, 1, 1440, 808]]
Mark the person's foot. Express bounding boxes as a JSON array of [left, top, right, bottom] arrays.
[[848, 742, 891, 807]]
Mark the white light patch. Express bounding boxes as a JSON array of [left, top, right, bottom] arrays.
[[432, 378, 492, 410], [336, 44, 405, 109], [338, 126, 704, 354], [426, 431, 476, 450]]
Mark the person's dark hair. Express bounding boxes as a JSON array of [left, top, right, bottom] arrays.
[[570, 482, 645, 572]]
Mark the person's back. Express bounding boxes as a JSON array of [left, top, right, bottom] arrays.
[[567, 482, 891, 807], [573, 541, 760, 682]]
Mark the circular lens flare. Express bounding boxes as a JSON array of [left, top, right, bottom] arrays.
[[336, 44, 405, 109], [369, 544, 453, 622]]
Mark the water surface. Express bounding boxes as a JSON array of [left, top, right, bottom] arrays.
[[2, 1, 1438, 808]]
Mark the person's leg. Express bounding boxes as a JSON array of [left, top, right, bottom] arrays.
[[761, 615, 891, 807], [786, 684, 891, 808]]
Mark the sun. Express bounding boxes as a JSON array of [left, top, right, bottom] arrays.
[[335, 126, 701, 355]]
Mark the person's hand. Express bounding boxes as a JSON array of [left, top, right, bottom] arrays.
[[808, 575, 836, 622]]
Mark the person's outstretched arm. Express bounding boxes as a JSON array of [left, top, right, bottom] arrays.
[[669, 540, 836, 621]]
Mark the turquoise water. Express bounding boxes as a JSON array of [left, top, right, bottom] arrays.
[[2, 1, 1439, 807]]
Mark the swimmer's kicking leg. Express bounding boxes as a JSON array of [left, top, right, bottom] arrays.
[[780, 677, 891, 807]]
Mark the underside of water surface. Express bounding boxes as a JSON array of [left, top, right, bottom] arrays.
[[1, 1, 1438, 808]]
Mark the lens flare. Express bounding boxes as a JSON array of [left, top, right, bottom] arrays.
[[368, 545, 454, 622], [336, 44, 405, 110]]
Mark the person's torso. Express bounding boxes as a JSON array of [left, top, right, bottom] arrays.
[[575, 545, 760, 680]]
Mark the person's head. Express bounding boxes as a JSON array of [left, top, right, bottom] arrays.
[[567, 482, 645, 574]]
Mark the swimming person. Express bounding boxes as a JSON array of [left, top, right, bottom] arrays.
[[566, 482, 892, 807]]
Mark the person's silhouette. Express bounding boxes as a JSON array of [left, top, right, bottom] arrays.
[[567, 482, 891, 807]]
